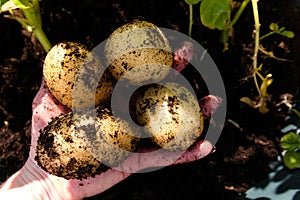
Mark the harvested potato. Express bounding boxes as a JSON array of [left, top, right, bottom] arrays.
[[104, 20, 173, 84], [134, 82, 204, 151], [35, 109, 140, 180], [43, 42, 114, 109]]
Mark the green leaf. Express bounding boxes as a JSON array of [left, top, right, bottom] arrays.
[[1, 0, 29, 12], [260, 74, 273, 98], [200, 0, 231, 30], [281, 132, 300, 151], [269, 23, 279, 31], [11, 0, 31, 9], [280, 30, 295, 38], [185, 0, 201, 5], [283, 151, 300, 169]]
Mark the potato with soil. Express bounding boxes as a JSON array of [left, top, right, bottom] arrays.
[[43, 42, 114, 109], [35, 109, 140, 180], [134, 82, 204, 151], [104, 20, 173, 84]]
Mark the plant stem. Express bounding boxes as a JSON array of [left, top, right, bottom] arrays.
[[292, 108, 300, 119], [21, 0, 51, 52], [7, 0, 52, 52], [251, 0, 261, 97], [259, 31, 275, 40], [188, 4, 193, 37], [31, 26, 52, 52], [221, 0, 250, 51], [230, 0, 250, 27], [251, 0, 260, 71]]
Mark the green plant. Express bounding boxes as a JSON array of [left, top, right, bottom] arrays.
[[239, 4, 294, 114], [239, 0, 272, 114], [280, 108, 300, 169], [0, 0, 51, 52], [185, 0, 294, 114], [281, 132, 300, 169], [185, 0, 249, 51]]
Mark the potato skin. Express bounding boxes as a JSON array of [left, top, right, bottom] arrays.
[[134, 83, 204, 151], [43, 42, 114, 109], [104, 20, 173, 84], [35, 109, 140, 180]]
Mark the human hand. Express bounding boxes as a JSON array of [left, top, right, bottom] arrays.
[[0, 41, 220, 200]]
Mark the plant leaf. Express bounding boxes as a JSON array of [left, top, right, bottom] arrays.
[[240, 97, 257, 108], [11, 0, 30, 9], [260, 74, 273, 98], [283, 150, 300, 169], [281, 132, 300, 151], [258, 100, 269, 114], [1, 1, 18, 12], [200, 0, 231, 30], [185, 0, 201, 5], [1, 0, 29, 12], [280, 30, 295, 38], [269, 23, 278, 31]]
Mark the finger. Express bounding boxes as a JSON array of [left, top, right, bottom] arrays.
[[115, 139, 213, 174], [199, 95, 222, 118], [172, 41, 194, 72], [173, 140, 213, 164]]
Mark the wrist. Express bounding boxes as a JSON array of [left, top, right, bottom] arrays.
[[0, 159, 76, 200]]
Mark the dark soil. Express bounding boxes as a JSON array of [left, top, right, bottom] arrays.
[[1, 0, 300, 199]]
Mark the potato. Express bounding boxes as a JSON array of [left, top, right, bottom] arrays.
[[35, 108, 140, 180], [104, 20, 173, 84], [134, 82, 204, 151], [43, 42, 114, 109]]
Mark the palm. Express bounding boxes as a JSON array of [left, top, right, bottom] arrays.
[[27, 79, 213, 199]]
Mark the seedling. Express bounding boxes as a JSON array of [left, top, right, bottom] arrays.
[[0, 0, 51, 52], [281, 132, 300, 169], [280, 108, 300, 169], [239, 0, 272, 114], [260, 23, 295, 40], [185, 0, 250, 51]]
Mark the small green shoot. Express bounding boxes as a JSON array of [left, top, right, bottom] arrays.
[[240, 0, 272, 114], [0, 0, 51, 52], [239, 0, 294, 114], [240, 69, 273, 114], [260, 23, 295, 40], [258, 23, 295, 61], [184, 0, 201, 37], [281, 132, 300, 169], [185, 0, 250, 51]]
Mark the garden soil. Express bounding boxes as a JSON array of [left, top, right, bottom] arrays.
[[1, 0, 300, 199]]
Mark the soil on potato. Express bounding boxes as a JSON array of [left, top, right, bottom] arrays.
[[1, 0, 300, 199]]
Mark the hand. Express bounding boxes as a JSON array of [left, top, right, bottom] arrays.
[[0, 41, 218, 199]]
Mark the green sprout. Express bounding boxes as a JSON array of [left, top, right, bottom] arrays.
[[280, 97, 300, 169], [185, 0, 250, 51], [0, 0, 51, 52], [240, 1, 294, 114], [260, 23, 295, 40], [184, 0, 201, 37], [281, 130, 300, 169], [240, 0, 272, 114]]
